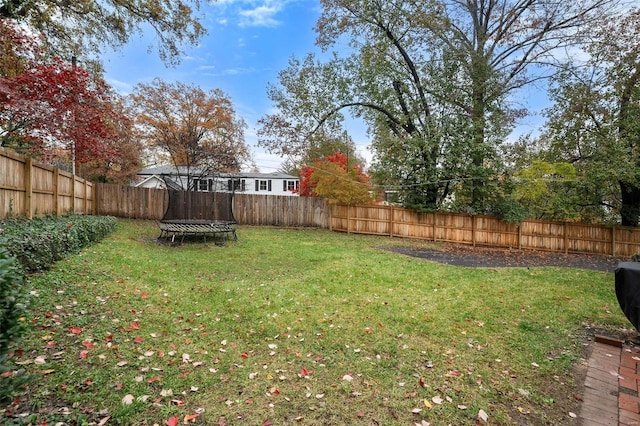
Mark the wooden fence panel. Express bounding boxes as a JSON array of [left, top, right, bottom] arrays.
[[95, 184, 167, 220], [474, 216, 519, 248], [519, 220, 565, 252], [437, 213, 473, 244], [0, 148, 26, 217], [233, 194, 329, 228], [0, 147, 92, 219], [330, 204, 640, 257]]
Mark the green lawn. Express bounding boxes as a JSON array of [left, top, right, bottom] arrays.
[[4, 219, 630, 425]]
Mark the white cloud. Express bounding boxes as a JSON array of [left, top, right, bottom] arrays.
[[106, 78, 134, 95], [200, 67, 257, 77], [208, 0, 291, 28], [239, 4, 283, 27]]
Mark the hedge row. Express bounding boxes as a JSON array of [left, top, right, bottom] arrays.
[[0, 214, 117, 405], [0, 214, 118, 273]]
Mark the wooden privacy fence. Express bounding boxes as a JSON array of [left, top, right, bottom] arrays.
[[94, 183, 330, 228], [330, 204, 640, 257], [0, 147, 93, 219], [2, 146, 640, 257]]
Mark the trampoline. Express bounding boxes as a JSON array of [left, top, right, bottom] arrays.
[[158, 188, 237, 244]]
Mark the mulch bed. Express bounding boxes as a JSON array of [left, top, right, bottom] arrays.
[[381, 243, 631, 272]]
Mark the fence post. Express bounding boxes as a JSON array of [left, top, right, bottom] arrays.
[[433, 212, 437, 242], [83, 180, 89, 214], [518, 223, 522, 249], [472, 215, 476, 247], [53, 168, 59, 215], [24, 157, 32, 218], [389, 206, 394, 237], [564, 222, 569, 254], [612, 226, 616, 256], [71, 175, 76, 213]]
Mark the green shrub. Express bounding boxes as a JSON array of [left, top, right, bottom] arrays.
[[0, 214, 118, 273], [0, 246, 30, 404]]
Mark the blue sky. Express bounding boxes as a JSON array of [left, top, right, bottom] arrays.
[[102, 0, 550, 173], [102, 0, 370, 173]]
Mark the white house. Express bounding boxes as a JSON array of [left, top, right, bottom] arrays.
[[134, 166, 300, 196]]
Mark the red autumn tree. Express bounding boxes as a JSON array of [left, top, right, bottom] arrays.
[[299, 152, 374, 205], [0, 18, 129, 176]]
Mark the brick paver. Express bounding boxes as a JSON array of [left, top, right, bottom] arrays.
[[580, 338, 640, 425]]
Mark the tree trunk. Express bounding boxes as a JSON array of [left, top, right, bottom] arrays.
[[620, 181, 640, 226]]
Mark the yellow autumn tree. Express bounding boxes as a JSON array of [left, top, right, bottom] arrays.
[[131, 78, 251, 182]]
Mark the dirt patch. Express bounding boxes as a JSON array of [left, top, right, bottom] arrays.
[[380, 243, 630, 272]]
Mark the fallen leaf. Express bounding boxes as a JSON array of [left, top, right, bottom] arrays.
[[165, 417, 179, 426], [68, 326, 82, 334], [432, 396, 443, 405], [184, 413, 199, 423], [569, 412, 577, 418], [478, 409, 489, 423], [122, 394, 134, 405], [262, 420, 273, 426]]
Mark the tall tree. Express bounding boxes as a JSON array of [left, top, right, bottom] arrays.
[[0, 0, 205, 66], [260, 0, 618, 213], [0, 58, 126, 172], [0, 18, 141, 179], [131, 78, 251, 189], [540, 8, 640, 226], [80, 98, 143, 184]]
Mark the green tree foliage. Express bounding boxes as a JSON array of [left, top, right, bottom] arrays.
[[0, 0, 205, 66], [538, 8, 640, 225], [512, 161, 585, 221], [258, 0, 617, 215]]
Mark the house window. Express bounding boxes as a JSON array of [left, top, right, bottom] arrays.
[[227, 179, 245, 192], [255, 179, 272, 191], [197, 179, 210, 192], [284, 180, 298, 192]]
